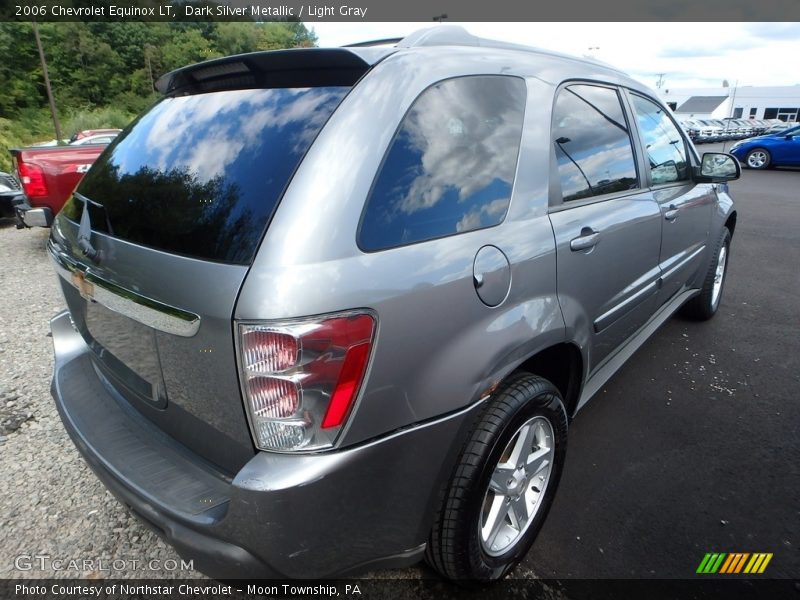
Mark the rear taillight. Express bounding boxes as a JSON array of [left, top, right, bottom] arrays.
[[237, 311, 376, 452], [17, 161, 48, 198]]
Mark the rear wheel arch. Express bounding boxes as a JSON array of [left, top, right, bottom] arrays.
[[425, 371, 568, 580], [514, 342, 583, 418], [419, 341, 583, 552]]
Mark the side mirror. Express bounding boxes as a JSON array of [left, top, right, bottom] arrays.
[[652, 160, 679, 185], [695, 152, 740, 183], [785, 134, 794, 140]]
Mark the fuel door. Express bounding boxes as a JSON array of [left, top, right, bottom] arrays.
[[473, 245, 512, 307]]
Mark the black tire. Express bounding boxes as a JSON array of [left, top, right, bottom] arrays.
[[426, 372, 568, 582], [744, 148, 771, 169], [681, 227, 731, 321]]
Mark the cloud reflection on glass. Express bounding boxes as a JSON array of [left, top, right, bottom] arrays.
[[360, 76, 526, 252], [552, 85, 638, 202], [70, 87, 349, 264], [630, 94, 689, 184]]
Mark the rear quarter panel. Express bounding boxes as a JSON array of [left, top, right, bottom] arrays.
[[235, 48, 597, 445]]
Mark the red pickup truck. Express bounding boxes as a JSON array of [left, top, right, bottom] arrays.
[[11, 139, 112, 227]]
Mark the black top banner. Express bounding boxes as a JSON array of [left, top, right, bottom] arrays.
[[2, 0, 800, 22]]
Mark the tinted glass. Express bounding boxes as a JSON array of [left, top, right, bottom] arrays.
[[552, 85, 638, 202], [359, 76, 526, 252], [63, 86, 349, 264], [630, 94, 690, 185]]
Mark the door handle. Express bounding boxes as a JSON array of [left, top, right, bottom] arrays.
[[570, 228, 600, 252], [664, 204, 679, 221]]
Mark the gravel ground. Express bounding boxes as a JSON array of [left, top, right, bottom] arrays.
[[0, 221, 205, 579], [0, 220, 429, 582], [0, 212, 547, 581]]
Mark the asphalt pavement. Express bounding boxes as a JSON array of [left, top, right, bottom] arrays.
[[523, 146, 799, 579]]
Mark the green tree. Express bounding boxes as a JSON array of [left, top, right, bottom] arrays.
[[160, 27, 221, 72], [0, 20, 319, 149], [259, 21, 318, 50], [0, 24, 46, 116], [213, 22, 261, 56], [42, 22, 127, 107]]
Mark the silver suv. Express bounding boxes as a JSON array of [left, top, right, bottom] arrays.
[[48, 26, 739, 581]]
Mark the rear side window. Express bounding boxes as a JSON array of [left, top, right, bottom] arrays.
[[630, 94, 690, 185], [552, 84, 638, 202], [63, 86, 349, 264], [359, 76, 526, 252]]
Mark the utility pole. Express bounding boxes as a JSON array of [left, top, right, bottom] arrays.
[[144, 44, 155, 94], [33, 20, 63, 143], [655, 73, 666, 89]]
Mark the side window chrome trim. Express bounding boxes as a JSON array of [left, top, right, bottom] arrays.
[[547, 187, 647, 213]]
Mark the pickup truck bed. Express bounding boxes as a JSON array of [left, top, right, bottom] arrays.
[[11, 143, 108, 227]]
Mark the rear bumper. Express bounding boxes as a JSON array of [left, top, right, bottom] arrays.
[[50, 311, 477, 579], [14, 197, 53, 228]]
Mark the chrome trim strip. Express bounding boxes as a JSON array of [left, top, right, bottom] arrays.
[[593, 279, 659, 333], [579, 288, 698, 412], [48, 241, 201, 338], [660, 245, 706, 282]]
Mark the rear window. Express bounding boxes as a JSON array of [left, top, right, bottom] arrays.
[[63, 86, 349, 264]]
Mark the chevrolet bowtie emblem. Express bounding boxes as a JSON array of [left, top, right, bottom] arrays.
[[71, 271, 95, 300]]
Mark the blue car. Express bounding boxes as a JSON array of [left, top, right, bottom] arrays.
[[729, 124, 800, 169]]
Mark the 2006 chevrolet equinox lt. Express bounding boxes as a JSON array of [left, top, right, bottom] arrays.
[[48, 26, 740, 581]]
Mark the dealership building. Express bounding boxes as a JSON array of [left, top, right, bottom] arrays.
[[658, 85, 800, 122]]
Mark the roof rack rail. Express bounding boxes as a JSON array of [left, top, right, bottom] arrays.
[[346, 26, 585, 58], [395, 25, 623, 72], [344, 38, 403, 48], [397, 25, 545, 55], [397, 26, 481, 48]]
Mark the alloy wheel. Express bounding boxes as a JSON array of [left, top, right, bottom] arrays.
[[479, 416, 554, 556], [747, 151, 768, 168], [711, 244, 727, 308]]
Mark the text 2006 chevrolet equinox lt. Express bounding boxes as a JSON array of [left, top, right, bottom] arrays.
[[48, 27, 739, 581]]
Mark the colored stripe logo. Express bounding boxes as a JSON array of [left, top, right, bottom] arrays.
[[697, 552, 773, 574]]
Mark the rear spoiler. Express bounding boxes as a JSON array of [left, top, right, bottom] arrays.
[[155, 47, 394, 96]]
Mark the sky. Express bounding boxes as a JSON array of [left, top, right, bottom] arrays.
[[310, 22, 800, 90]]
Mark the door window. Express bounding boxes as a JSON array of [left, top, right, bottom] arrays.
[[630, 94, 690, 185], [551, 84, 638, 202]]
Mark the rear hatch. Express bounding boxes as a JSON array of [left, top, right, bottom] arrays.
[[48, 48, 385, 474]]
